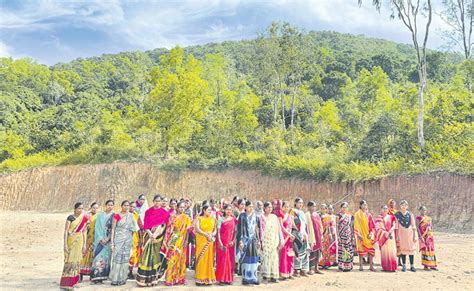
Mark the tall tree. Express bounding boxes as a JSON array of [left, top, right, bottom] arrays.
[[439, 0, 473, 59], [146, 47, 213, 157], [360, 0, 433, 148]]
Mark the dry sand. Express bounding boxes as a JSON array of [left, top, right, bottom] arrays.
[[0, 211, 473, 290]]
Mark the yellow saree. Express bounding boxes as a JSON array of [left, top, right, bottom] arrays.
[[354, 209, 375, 257], [195, 216, 216, 285], [60, 213, 88, 289], [80, 213, 97, 276], [129, 211, 142, 268], [164, 213, 192, 285]]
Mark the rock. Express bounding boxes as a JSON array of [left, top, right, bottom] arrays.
[[0, 163, 472, 231]]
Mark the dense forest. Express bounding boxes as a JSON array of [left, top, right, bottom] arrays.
[[1, 24, 472, 181]]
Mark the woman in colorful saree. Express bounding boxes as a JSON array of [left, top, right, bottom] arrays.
[[160, 198, 178, 274], [109, 200, 139, 285], [195, 204, 217, 286], [90, 199, 115, 283], [337, 202, 355, 272], [163, 201, 192, 286], [80, 202, 99, 281], [279, 200, 295, 280], [375, 205, 397, 272], [60, 202, 88, 290], [354, 200, 376, 272], [216, 204, 237, 285], [128, 201, 143, 279], [292, 197, 310, 277], [305, 201, 323, 275], [261, 201, 283, 283], [319, 204, 337, 269], [388, 198, 402, 267], [136, 195, 170, 287], [416, 206, 438, 271], [237, 200, 262, 285], [395, 200, 418, 272]]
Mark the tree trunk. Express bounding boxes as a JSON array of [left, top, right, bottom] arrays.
[[290, 84, 296, 127], [281, 88, 286, 130], [417, 67, 426, 148]]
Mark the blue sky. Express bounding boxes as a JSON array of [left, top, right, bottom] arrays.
[[0, 0, 452, 65]]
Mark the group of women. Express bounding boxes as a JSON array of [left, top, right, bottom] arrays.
[[59, 195, 438, 290]]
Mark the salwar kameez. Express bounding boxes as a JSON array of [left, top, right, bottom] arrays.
[[416, 215, 437, 269], [261, 213, 282, 280], [109, 213, 139, 285], [337, 213, 354, 271], [279, 214, 295, 278], [375, 214, 397, 271], [237, 212, 261, 285], [395, 211, 417, 256], [60, 214, 88, 290], [195, 216, 216, 285], [216, 217, 236, 284], [80, 212, 97, 277], [90, 211, 114, 282], [164, 213, 192, 286]]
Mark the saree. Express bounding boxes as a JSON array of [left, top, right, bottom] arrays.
[[60, 213, 88, 289], [388, 207, 400, 256], [109, 213, 139, 285], [375, 214, 397, 271], [319, 214, 337, 267], [416, 215, 437, 268], [337, 213, 354, 271], [237, 212, 261, 284], [305, 211, 323, 270], [292, 209, 309, 272], [261, 213, 282, 280], [164, 213, 192, 286], [354, 209, 376, 257], [160, 211, 177, 272], [279, 214, 295, 278], [128, 211, 143, 269], [216, 217, 236, 283], [80, 212, 97, 276], [90, 211, 114, 282], [136, 207, 170, 287], [195, 216, 216, 285]]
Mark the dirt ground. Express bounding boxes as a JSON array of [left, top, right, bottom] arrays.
[[0, 211, 473, 290]]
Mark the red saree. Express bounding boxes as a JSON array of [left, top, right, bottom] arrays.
[[216, 217, 236, 283], [279, 214, 294, 278], [319, 214, 337, 267], [375, 214, 397, 271], [416, 215, 437, 269]]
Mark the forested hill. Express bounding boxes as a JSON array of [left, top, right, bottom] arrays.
[[1, 26, 472, 181]]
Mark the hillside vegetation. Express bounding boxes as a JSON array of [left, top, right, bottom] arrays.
[[1, 24, 472, 181]]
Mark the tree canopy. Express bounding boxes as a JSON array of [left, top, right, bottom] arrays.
[[0, 26, 472, 181]]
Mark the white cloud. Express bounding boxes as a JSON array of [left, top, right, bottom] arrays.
[[0, 0, 124, 29], [110, 0, 246, 50], [0, 41, 13, 57], [0, 0, 459, 64]]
